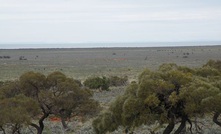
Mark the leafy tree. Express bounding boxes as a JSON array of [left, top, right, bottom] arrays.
[[93, 62, 221, 134], [0, 95, 39, 134], [0, 81, 21, 99], [0, 71, 100, 134], [45, 71, 99, 129], [0, 82, 39, 134], [197, 60, 221, 127]]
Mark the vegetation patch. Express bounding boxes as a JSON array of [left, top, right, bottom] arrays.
[[93, 60, 221, 134], [83, 76, 110, 91], [0, 71, 100, 134]]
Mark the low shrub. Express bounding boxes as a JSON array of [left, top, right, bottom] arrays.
[[83, 76, 110, 91], [74, 79, 82, 87], [109, 76, 128, 87]]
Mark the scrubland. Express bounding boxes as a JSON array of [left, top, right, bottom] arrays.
[[0, 46, 221, 134]]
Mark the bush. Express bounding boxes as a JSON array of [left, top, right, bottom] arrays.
[[74, 79, 82, 87], [196, 67, 220, 77], [0, 81, 4, 88], [83, 76, 110, 91], [204, 60, 221, 71], [109, 76, 128, 87], [0, 56, 11, 59]]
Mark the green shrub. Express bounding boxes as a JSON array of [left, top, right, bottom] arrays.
[[195, 67, 220, 77], [83, 76, 110, 91], [0, 81, 4, 88], [203, 60, 221, 71], [109, 76, 128, 87]]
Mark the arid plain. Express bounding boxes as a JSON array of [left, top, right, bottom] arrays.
[[1, 45, 221, 133], [1, 45, 221, 81]]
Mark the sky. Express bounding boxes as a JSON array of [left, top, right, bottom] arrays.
[[0, 0, 221, 48]]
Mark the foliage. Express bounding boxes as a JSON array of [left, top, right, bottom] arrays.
[[83, 76, 110, 91], [93, 61, 221, 134], [0, 81, 3, 88], [109, 76, 128, 87], [195, 67, 220, 77], [203, 59, 221, 71], [0, 93, 39, 133], [0, 71, 100, 134]]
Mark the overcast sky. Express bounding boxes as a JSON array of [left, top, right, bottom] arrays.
[[0, 0, 221, 48]]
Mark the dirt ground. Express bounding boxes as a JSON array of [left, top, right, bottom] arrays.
[[0, 46, 221, 81]]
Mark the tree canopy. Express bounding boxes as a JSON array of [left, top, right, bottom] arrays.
[[0, 71, 100, 134], [93, 60, 221, 134]]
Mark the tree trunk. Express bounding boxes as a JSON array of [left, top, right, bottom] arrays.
[[38, 113, 49, 134], [61, 117, 68, 129], [163, 120, 175, 134], [30, 123, 42, 134], [187, 118, 193, 134], [12, 124, 21, 134], [213, 112, 221, 127], [174, 116, 187, 134], [30, 113, 49, 134], [124, 128, 133, 134], [59, 110, 70, 130], [0, 126, 6, 134]]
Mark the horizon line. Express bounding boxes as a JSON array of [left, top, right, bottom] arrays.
[[1, 40, 221, 45], [1, 44, 221, 50]]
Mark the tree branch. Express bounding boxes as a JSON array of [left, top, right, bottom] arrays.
[[213, 112, 221, 127]]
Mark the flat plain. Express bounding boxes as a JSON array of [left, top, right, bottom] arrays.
[[0, 45, 221, 81]]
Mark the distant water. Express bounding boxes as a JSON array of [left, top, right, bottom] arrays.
[[0, 41, 221, 49]]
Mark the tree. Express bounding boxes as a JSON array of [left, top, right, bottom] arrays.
[[45, 71, 99, 129], [0, 71, 100, 134], [197, 60, 221, 127], [93, 62, 221, 134], [0, 81, 39, 134]]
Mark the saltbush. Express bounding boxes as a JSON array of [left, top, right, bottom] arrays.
[[109, 76, 128, 87], [83, 76, 110, 91]]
